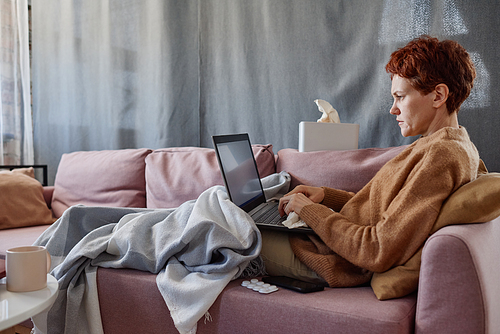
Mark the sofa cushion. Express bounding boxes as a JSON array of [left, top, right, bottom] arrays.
[[51, 149, 152, 218], [217, 281, 416, 334], [0, 168, 55, 230], [0, 224, 51, 256], [97, 269, 417, 334], [98, 268, 221, 333], [146, 145, 275, 209], [276, 146, 407, 192]]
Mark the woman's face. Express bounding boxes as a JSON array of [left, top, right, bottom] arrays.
[[390, 75, 437, 137]]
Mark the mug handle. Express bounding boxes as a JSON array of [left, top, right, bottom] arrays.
[[46, 251, 52, 273]]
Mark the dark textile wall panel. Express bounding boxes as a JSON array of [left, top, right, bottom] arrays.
[[33, 1, 500, 185], [199, 1, 401, 151]]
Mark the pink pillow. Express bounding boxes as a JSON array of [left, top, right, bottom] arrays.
[[51, 149, 152, 217], [276, 146, 407, 193], [146, 145, 276, 209]]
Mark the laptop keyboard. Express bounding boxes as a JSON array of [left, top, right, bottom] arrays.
[[249, 203, 286, 226]]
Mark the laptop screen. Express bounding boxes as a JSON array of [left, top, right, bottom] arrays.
[[212, 134, 266, 212]]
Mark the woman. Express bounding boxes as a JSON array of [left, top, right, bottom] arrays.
[[260, 35, 481, 287]]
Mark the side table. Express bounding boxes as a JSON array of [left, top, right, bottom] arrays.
[[0, 262, 58, 331]]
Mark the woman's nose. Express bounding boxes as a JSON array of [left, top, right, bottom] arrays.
[[390, 101, 400, 115]]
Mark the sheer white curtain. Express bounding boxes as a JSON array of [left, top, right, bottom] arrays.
[[0, 0, 32, 165]]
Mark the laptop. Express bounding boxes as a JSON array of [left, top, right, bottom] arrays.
[[212, 133, 314, 234]]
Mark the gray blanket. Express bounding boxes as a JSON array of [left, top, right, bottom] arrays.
[[32, 172, 291, 334]]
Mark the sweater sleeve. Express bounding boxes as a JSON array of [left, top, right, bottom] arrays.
[[298, 141, 477, 273], [320, 187, 355, 212]]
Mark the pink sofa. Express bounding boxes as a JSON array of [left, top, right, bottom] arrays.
[[1, 144, 499, 333]]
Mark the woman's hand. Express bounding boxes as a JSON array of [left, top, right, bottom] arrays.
[[278, 185, 325, 216]]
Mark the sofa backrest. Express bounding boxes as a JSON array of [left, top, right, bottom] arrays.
[[276, 146, 408, 193], [51, 149, 152, 218], [145, 144, 276, 209], [50, 144, 408, 217]]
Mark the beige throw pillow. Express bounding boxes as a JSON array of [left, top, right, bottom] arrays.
[[0, 168, 55, 230], [371, 173, 500, 300]]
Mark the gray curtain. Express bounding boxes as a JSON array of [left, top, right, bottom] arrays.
[[33, 0, 500, 185]]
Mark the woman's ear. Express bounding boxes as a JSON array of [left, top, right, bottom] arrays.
[[433, 84, 449, 109]]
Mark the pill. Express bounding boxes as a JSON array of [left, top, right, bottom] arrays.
[[259, 287, 279, 294]]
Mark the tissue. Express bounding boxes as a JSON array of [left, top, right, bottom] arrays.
[[282, 212, 308, 229], [315, 99, 340, 123]]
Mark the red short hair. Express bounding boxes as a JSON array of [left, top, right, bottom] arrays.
[[386, 35, 476, 113]]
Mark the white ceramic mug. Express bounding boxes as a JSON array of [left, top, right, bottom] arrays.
[[6, 246, 51, 292]]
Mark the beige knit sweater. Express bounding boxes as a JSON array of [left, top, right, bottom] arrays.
[[290, 127, 480, 287]]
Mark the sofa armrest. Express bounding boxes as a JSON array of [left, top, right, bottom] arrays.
[[43, 186, 55, 209], [415, 216, 500, 334]]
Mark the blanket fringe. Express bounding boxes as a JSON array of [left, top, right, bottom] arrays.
[[238, 256, 267, 279], [204, 311, 212, 324]]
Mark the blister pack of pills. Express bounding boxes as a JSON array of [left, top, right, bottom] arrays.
[[241, 278, 279, 294]]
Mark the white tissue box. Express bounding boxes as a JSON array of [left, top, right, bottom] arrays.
[[299, 121, 359, 152]]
